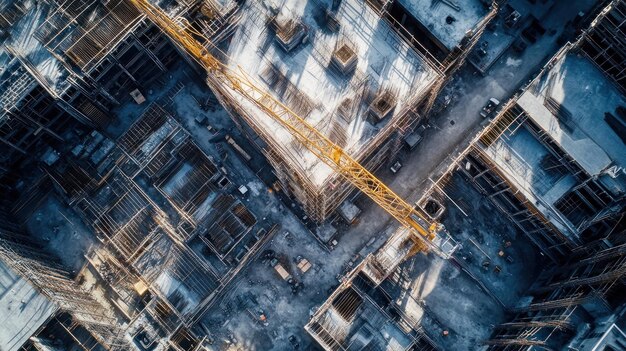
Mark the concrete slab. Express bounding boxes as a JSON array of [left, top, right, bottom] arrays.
[[397, 0, 489, 50], [518, 53, 626, 178], [0, 261, 56, 351]]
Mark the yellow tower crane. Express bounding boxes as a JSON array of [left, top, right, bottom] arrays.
[[129, 0, 452, 256]]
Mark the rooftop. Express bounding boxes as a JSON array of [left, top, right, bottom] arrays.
[[485, 125, 579, 235], [0, 260, 56, 351], [223, 0, 439, 186], [397, 0, 489, 50], [517, 53, 626, 192]]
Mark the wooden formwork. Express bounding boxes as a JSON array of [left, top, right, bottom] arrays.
[[306, 249, 438, 351], [36, 0, 141, 71]]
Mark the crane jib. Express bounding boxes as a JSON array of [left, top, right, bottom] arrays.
[[129, 0, 452, 257]]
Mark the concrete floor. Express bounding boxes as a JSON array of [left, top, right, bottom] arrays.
[[25, 195, 96, 274], [441, 173, 544, 307], [0, 261, 57, 351], [388, 253, 507, 350]]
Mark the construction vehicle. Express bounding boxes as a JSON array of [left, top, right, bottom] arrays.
[[129, 0, 456, 258], [480, 98, 500, 118], [270, 258, 292, 281], [270, 258, 304, 294], [390, 161, 403, 174], [239, 293, 270, 326]]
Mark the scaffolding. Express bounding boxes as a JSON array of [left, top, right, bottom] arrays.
[[0, 1, 259, 348], [306, 249, 440, 351], [579, 0, 626, 94], [0, 58, 75, 173], [0, 0, 28, 30], [0, 211, 129, 350], [42, 100, 269, 341], [197, 0, 446, 224], [485, 240, 626, 350], [0, 0, 179, 180], [399, 11, 626, 346], [364, 0, 498, 74], [59, 164, 225, 322], [441, 37, 625, 261], [34, 0, 141, 71], [449, 6, 626, 346], [412, 156, 625, 351]]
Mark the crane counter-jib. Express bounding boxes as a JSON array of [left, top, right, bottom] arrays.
[[129, 0, 456, 258]]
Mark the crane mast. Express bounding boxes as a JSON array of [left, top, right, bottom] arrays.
[[129, 0, 443, 254]]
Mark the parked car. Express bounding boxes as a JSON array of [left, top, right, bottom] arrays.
[[390, 161, 402, 174], [480, 98, 500, 118]]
